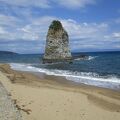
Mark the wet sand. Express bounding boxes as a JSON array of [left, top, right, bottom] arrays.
[[0, 64, 120, 120]]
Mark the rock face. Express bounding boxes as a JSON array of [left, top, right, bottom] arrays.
[[43, 20, 72, 63]]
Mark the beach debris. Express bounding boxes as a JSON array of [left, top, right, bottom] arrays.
[[43, 20, 72, 63], [13, 99, 32, 115]]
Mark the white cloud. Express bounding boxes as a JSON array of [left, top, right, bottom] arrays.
[[61, 19, 108, 40], [0, 15, 56, 41], [103, 32, 120, 43], [0, 14, 119, 52], [19, 16, 57, 40], [0, 0, 50, 8], [1, 0, 96, 9], [115, 45, 120, 48], [54, 0, 96, 9], [0, 14, 22, 27], [112, 32, 120, 39], [0, 14, 109, 42], [0, 27, 6, 34]]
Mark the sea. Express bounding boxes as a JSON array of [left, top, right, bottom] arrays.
[[0, 51, 120, 90]]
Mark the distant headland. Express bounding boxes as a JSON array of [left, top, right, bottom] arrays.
[[0, 51, 18, 55]]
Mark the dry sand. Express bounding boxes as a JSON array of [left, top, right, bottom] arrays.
[[0, 64, 120, 120]]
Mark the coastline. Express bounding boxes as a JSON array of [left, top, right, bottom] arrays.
[[0, 64, 120, 120]]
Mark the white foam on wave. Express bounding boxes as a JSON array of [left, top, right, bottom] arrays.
[[10, 63, 120, 86], [75, 56, 97, 61], [88, 56, 97, 60]]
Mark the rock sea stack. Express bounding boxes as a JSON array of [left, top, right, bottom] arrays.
[[43, 20, 72, 63]]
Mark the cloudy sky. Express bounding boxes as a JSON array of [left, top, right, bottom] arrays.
[[0, 0, 120, 53]]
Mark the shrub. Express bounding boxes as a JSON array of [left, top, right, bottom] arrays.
[[49, 20, 62, 31]]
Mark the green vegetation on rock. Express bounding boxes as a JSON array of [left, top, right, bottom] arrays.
[[49, 20, 63, 31]]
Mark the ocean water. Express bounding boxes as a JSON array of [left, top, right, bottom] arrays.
[[0, 51, 120, 90]]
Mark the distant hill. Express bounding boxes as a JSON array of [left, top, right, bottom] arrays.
[[0, 51, 18, 55]]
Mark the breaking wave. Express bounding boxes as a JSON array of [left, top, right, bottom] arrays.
[[10, 63, 120, 90], [75, 56, 97, 61]]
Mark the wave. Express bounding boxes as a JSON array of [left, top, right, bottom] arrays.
[[88, 56, 97, 60], [10, 63, 120, 89], [75, 56, 97, 61]]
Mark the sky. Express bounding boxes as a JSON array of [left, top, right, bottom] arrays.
[[0, 0, 120, 53]]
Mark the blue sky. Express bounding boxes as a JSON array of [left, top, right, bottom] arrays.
[[0, 0, 120, 53]]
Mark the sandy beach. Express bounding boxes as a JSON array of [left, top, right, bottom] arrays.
[[0, 64, 120, 120]]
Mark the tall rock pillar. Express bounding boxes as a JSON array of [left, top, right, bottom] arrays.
[[43, 20, 72, 63]]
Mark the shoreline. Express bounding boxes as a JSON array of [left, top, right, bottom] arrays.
[[9, 62, 120, 91], [0, 64, 120, 120], [1, 63, 120, 93]]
